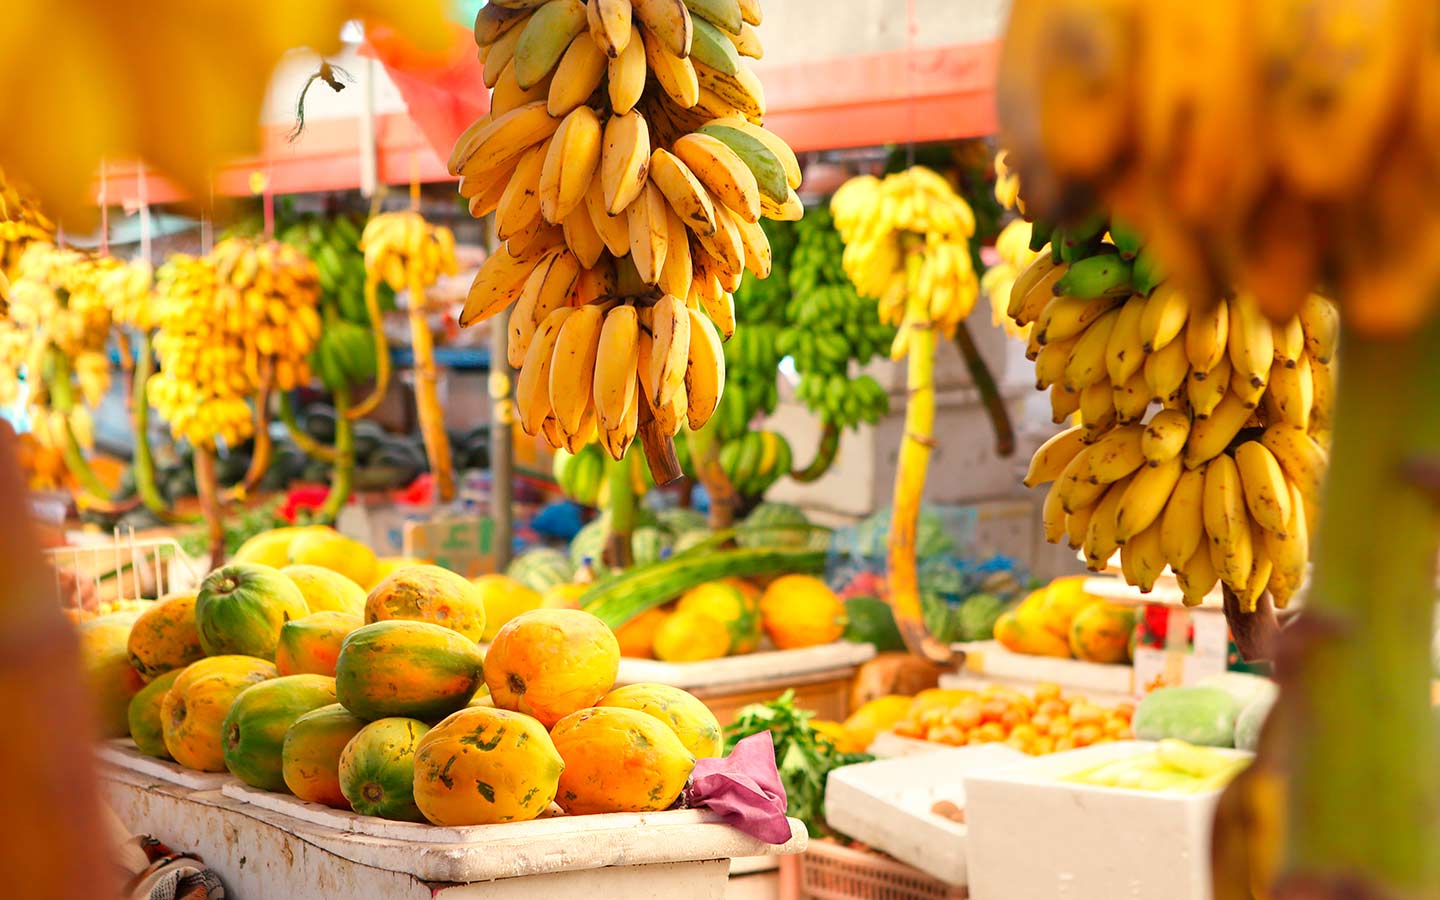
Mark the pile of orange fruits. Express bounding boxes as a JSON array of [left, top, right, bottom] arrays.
[[891, 683, 1134, 756]]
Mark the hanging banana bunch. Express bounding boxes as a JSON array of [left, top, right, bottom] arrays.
[[830, 166, 979, 663], [454, 0, 800, 469], [359, 211, 459, 500], [0, 167, 55, 303]]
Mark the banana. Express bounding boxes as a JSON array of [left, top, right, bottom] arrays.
[[689, 267, 735, 339], [1113, 370, 1151, 423], [460, 243, 549, 326], [1122, 519, 1166, 592], [1062, 305, 1121, 390], [1310, 357, 1333, 434], [1235, 440, 1292, 536], [1264, 481, 1309, 609], [1042, 479, 1069, 544], [1079, 380, 1117, 431], [1227, 292, 1274, 389], [761, 186, 805, 221], [658, 205, 694, 298], [1025, 424, 1087, 487], [493, 60, 553, 116], [1085, 422, 1146, 484], [1139, 282, 1189, 352], [731, 209, 772, 277], [1116, 454, 1183, 543], [1238, 525, 1273, 613], [1259, 424, 1326, 512], [1183, 391, 1251, 468], [1007, 253, 1061, 320], [727, 22, 763, 58], [1176, 542, 1219, 607], [588, 0, 634, 57], [475, 4, 531, 46], [562, 202, 606, 269], [693, 197, 745, 282], [594, 305, 640, 431], [608, 27, 648, 114], [453, 101, 562, 177], [689, 15, 741, 75], [1228, 358, 1267, 408], [648, 292, 691, 408], [672, 132, 760, 223], [1182, 295, 1228, 375], [511, 247, 579, 367], [1050, 384, 1082, 423], [601, 111, 652, 215], [516, 307, 574, 434], [626, 181, 671, 284], [1083, 476, 1129, 567], [1056, 443, 1103, 513], [1066, 497, 1096, 551], [737, 0, 761, 25], [1203, 454, 1253, 587], [708, 117, 801, 189], [696, 123, 788, 204], [585, 176, 632, 256], [1298, 293, 1338, 363], [482, 18, 528, 89], [1160, 466, 1206, 569], [649, 148, 717, 235], [548, 33, 608, 116], [1187, 354, 1231, 418], [507, 219, 565, 258], [538, 107, 603, 225], [1104, 294, 1148, 385], [694, 61, 765, 120], [684, 305, 725, 429], [642, 23, 700, 108], [632, 0, 693, 57], [549, 303, 604, 434], [1142, 408, 1190, 465], [513, 0, 588, 88], [683, 0, 742, 34], [1142, 335, 1189, 402], [1271, 315, 1304, 368], [1051, 252, 1133, 300], [1268, 353, 1313, 430], [1038, 295, 1124, 345]]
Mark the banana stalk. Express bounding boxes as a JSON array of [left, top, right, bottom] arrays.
[[127, 331, 177, 519], [407, 267, 454, 502], [316, 386, 354, 525], [887, 248, 954, 665], [346, 271, 391, 420], [222, 379, 273, 503], [953, 320, 1015, 457], [277, 391, 338, 463], [46, 352, 117, 503], [192, 445, 224, 569], [603, 454, 635, 568], [687, 422, 739, 529], [790, 422, 841, 483], [1263, 324, 1440, 894]]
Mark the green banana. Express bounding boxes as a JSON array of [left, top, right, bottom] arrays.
[[1107, 217, 1144, 260], [1131, 244, 1167, 296], [683, 0, 742, 35], [1053, 250, 1134, 300], [689, 16, 742, 76]]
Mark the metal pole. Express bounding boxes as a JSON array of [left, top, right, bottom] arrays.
[[490, 301, 514, 570]]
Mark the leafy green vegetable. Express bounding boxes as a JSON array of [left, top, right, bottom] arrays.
[[725, 689, 871, 838]]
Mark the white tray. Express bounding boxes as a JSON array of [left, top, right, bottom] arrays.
[[615, 642, 876, 690], [825, 745, 1027, 886], [867, 731, 953, 759], [98, 739, 237, 791]]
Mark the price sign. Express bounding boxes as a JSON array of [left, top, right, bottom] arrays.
[[403, 515, 496, 578]]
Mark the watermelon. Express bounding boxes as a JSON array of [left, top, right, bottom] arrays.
[[505, 547, 574, 593], [631, 526, 674, 565], [842, 596, 905, 652], [656, 508, 707, 535]]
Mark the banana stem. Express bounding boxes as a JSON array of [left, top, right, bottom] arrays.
[[317, 387, 354, 525], [46, 353, 113, 502], [790, 422, 841, 483], [687, 423, 738, 530], [887, 248, 955, 665], [1278, 324, 1440, 894], [952, 319, 1015, 457], [407, 270, 454, 502], [277, 391, 338, 463], [193, 446, 225, 569], [603, 454, 635, 568], [346, 272, 391, 419], [223, 380, 273, 503], [128, 331, 179, 519]]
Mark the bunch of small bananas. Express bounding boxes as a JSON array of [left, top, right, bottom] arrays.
[[980, 218, 1041, 340], [360, 211, 459, 293], [0, 166, 55, 286], [553, 440, 650, 507], [829, 166, 979, 354], [997, 0, 1440, 339], [150, 239, 323, 448], [718, 428, 791, 496], [1012, 214, 1337, 610], [454, 0, 800, 460]]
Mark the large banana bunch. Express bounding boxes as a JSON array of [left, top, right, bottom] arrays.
[[0, 167, 55, 286], [360, 211, 458, 292], [997, 0, 1440, 338], [830, 166, 979, 349], [1013, 211, 1336, 611], [150, 239, 323, 449], [455, 0, 799, 461]]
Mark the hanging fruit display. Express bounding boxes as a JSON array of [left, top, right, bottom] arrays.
[[831, 167, 979, 662], [0, 167, 54, 293], [454, 0, 800, 468], [358, 212, 459, 500]]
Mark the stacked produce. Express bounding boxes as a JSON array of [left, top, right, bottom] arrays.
[[889, 683, 1135, 756], [1009, 210, 1335, 610], [149, 239, 322, 449], [85, 525, 725, 826], [456, 0, 801, 461]]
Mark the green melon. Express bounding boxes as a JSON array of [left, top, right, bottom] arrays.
[[338, 717, 430, 820], [195, 563, 311, 661], [505, 547, 574, 593], [127, 668, 183, 759]]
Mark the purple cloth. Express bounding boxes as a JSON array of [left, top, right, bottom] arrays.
[[682, 731, 792, 844]]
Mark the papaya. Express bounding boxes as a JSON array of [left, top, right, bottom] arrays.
[[993, 608, 1072, 658], [288, 528, 378, 587], [195, 563, 310, 661], [550, 707, 695, 814], [413, 707, 563, 825], [126, 593, 204, 681], [1038, 576, 1102, 640], [233, 526, 319, 568], [613, 606, 669, 658], [841, 695, 914, 750], [276, 611, 365, 677], [127, 669, 182, 759], [811, 719, 863, 753], [335, 620, 485, 721], [759, 575, 846, 649], [1068, 602, 1137, 664], [162, 655, 277, 771], [78, 611, 146, 738], [471, 574, 543, 641], [367, 556, 434, 592], [652, 609, 730, 662], [598, 683, 723, 758], [281, 565, 367, 615], [676, 580, 761, 654], [365, 565, 487, 642], [484, 609, 619, 728], [282, 703, 367, 807], [540, 582, 588, 611], [222, 674, 337, 791], [338, 717, 430, 821]]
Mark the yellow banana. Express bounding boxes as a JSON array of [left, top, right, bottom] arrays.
[[1139, 282, 1189, 352], [454, 100, 562, 179], [1024, 423, 1088, 487], [760, 185, 805, 221], [1309, 356, 1333, 434], [601, 111, 651, 215], [1116, 453, 1183, 543], [642, 24, 700, 108], [672, 132, 760, 223], [547, 33, 608, 116], [1104, 293, 1148, 385], [1228, 358, 1267, 409], [693, 195, 745, 283], [1062, 304, 1121, 391], [460, 243, 549, 326], [1140, 408, 1190, 466], [601, 379, 641, 460], [1183, 391, 1251, 468], [683, 305, 725, 429], [1235, 440, 1292, 536], [562, 203, 607, 269], [1113, 370, 1151, 424], [1271, 315, 1304, 368], [648, 292, 691, 408], [1034, 333, 1079, 390], [632, 0, 693, 58], [1160, 466, 1206, 570], [482, 17, 528, 89], [585, 176, 632, 256], [658, 206, 694, 298], [493, 60, 552, 116], [540, 105, 603, 223], [693, 61, 765, 120], [510, 247, 579, 368], [1142, 335, 1189, 402], [1268, 354, 1313, 430], [1227, 292, 1273, 389], [1084, 422, 1146, 485], [516, 306, 574, 434], [549, 303, 604, 433], [1264, 481, 1309, 609], [688, 269, 735, 340], [1183, 295, 1228, 375], [494, 143, 549, 242], [1056, 442, 1103, 513], [1238, 526, 1273, 613], [1063, 497, 1095, 551], [594, 305, 640, 431], [1176, 542, 1219, 607], [1121, 519, 1166, 592], [1079, 380, 1117, 431], [727, 22, 763, 59], [1050, 384, 1082, 424], [1042, 479, 1069, 544], [608, 28, 648, 114], [513, 0, 588, 89], [1037, 295, 1123, 345], [1007, 253, 1061, 320], [1202, 454, 1253, 588], [1083, 475, 1129, 568], [731, 208, 772, 278], [588, 0, 634, 58], [708, 116, 801, 189], [626, 181, 671, 284], [1259, 424, 1326, 513], [1298, 293, 1338, 364], [649, 148, 716, 235], [1187, 354, 1231, 418]]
